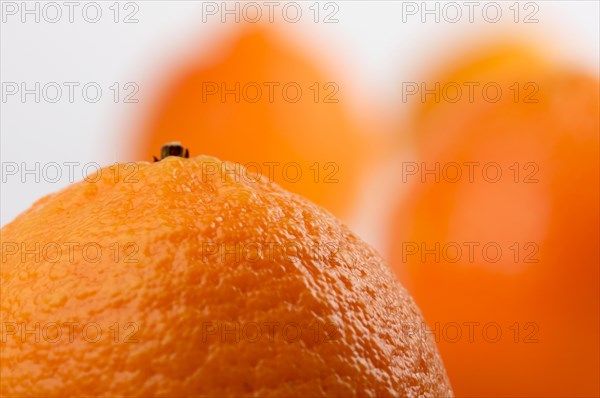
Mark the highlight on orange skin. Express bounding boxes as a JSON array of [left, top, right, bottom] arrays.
[[389, 45, 600, 397], [134, 26, 367, 220]]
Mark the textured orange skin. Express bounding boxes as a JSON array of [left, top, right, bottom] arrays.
[[1, 156, 452, 397], [389, 47, 600, 397], [135, 27, 366, 219]]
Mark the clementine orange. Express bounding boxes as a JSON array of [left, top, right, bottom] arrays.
[[1, 151, 452, 396], [134, 26, 366, 220], [389, 46, 600, 397]]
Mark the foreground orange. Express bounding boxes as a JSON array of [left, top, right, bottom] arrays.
[[135, 27, 366, 219], [390, 46, 600, 397], [1, 151, 452, 396]]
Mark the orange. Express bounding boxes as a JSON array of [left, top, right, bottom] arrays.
[[134, 26, 366, 220], [1, 153, 452, 396], [389, 45, 600, 397]]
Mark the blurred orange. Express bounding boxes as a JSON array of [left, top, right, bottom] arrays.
[[135, 26, 367, 220], [389, 46, 600, 397]]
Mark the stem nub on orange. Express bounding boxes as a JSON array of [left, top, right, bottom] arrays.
[[1, 154, 452, 397], [389, 45, 599, 397]]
